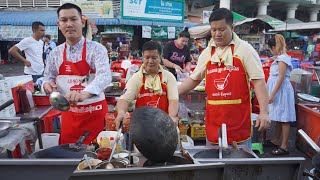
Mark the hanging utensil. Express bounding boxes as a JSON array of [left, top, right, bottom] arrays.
[[83, 154, 92, 170], [49, 92, 70, 112], [106, 121, 123, 169], [0, 99, 14, 112]]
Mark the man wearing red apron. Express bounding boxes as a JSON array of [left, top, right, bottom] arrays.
[[178, 8, 270, 147], [115, 41, 179, 129], [43, 3, 111, 144]]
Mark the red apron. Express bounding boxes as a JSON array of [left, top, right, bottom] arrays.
[[135, 73, 169, 113], [205, 45, 252, 144], [56, 40, 107, 144]]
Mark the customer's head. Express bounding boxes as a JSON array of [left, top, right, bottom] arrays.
[[209, 8, 234, 48], [268, 34, 287, 55], [176, 28, 190, 48], [43, 34, 51, 43], [142, 41, 162, 74], [32, 21, 45, 40], [57, 3, 85, 44]]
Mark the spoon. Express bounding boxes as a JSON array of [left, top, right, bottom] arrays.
[[49, 92, 70, 111], [106, 121, 123, 169], [83, 154, 92, 170]]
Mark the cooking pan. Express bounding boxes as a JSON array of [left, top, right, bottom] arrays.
[[130, 106, 177, 163], [0, 118, 38, 138], [30, 131, 90, 159]]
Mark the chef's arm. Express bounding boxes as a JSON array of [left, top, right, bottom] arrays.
[[252, 79, 269, 114], [168, 99, 179, 125], [115, 99, 131, 130], [178, 77, 202, 95], [252, 79, 271, 131]]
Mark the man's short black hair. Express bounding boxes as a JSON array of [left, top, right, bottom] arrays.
[[32, 21, 45, 30], [209, 8, 233, 26], [57, 3, 82, 18], [44, 34, 51, 40], [142, 41, 162, 55]]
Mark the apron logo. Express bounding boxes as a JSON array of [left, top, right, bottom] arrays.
[[65, 65, 71, 72], [214, 73, 230, 90], [70, 104, 103, 113]]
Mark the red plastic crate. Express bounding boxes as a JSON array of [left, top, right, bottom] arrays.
[[33, 95, 50, 106]]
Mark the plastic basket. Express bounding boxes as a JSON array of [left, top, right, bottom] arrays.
[[33, 95, 50, 106]]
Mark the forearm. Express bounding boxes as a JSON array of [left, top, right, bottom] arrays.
[[168, 100, 179, 117], [116, 99, 131, 114], [178, 77, 201, 95], [270, 76, 285, 97], [252, 79, 269, 114], [163, 59, 176, 68], [8, 47, 27, 63]]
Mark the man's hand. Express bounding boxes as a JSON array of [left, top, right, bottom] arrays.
[[170, 116, 179, 127], [65, 91, 92, 105], [24, 60, 31, 67], [115, 111, 126, 130], [255, 112, 271, 132], [43, 82, 57, 94], [173, 64, 183, 74]]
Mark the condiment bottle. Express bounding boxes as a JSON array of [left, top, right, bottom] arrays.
[[109, 137, 115, 148]]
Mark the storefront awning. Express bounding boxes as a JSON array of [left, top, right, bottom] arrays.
[[256, 15, 285, 28], [0, 10, 198, 28], [271, 21, 320, 31], [0, 10, 57, 26]]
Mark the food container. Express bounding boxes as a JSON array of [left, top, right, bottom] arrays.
[[111, 72, 122, 82], [77, 159, 102, 170]]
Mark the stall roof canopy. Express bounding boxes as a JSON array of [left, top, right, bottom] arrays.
[[0, 10, 198, 27], [256, 15, 285, 28], [232, 12, 246, 22], [271, 21, 320, 31]]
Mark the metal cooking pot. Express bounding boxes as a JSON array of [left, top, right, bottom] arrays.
[[143, 156, 193, 167], [105, 82, 114, 93], [30, 131, 90, 159], [0, 119, 37, 138], [130, 106, 177, 163], [193, 148, 256, 159], [0, 121, 13, 138]]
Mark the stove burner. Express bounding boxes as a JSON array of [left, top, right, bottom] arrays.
[[143, 156, 193, 167]]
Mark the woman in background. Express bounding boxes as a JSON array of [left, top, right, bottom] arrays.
[[162, 28, 192, 79], [264, 34, 296, 156]]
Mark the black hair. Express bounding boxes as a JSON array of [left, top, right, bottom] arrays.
[[44, 34, 51, 40], [209, 8, 233, 26], [179, 27, 190, 38], [57, 3, 82, 18], [32, 21, 45, 30], [142, 40, 162, 55]]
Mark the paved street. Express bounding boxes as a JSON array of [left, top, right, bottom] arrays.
[[0, 62, 24, 77]]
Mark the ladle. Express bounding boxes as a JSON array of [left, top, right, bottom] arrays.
[[49, 92, 70, 112], [106, 121, 123, 169]]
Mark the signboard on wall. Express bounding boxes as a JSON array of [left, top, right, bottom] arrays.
[[142, 26, 183, 39], [0, 26, 58, 41], [64, 1, 114, 18], [104, 26, 134, 37], [121, 0, 184, 22]]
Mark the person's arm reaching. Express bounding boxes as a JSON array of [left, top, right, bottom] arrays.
[[252, 79, 271, 132], [115, 99, 131, 129], [178, 77, 201, 95]]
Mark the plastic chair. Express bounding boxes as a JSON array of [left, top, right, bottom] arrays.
[[111, 67, 126, 78], [41, 109, 61, 133]]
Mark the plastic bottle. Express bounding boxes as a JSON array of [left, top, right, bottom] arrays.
[[18, 85, 31, 113], [109, 137, 115, 148], [26, 90, 35, 109]]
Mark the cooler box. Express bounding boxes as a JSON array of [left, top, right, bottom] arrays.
[[296, 104, 320, 158], [0, 78, 16, 117], [6, 75, 34, 113]]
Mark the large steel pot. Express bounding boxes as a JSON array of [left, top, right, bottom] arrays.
[[130, 106, 177, 163]]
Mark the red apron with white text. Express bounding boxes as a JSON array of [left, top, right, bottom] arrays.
[[135, 73, 169, 113], [205, 45, 252, 144], [56, 40, 107, 144]]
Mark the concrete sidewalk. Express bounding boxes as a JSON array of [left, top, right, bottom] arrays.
[[0, 62, 24, 77]]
